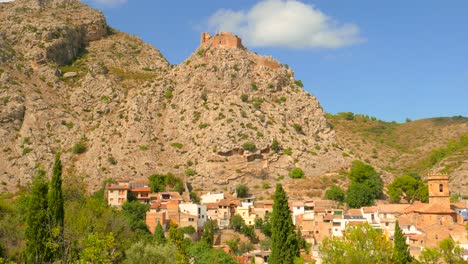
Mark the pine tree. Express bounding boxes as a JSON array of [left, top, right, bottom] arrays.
[[393, 221, 412, 264], [269, 184, 299, 264], [24, 168, 52, 263], [154, 223, 166, 244], [48, 153, 65, 261]]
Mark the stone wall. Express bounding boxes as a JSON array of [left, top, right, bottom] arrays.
[[201, 32, 243, 49]]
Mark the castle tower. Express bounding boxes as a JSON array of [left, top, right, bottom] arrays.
[[427, 174, 450, 209]]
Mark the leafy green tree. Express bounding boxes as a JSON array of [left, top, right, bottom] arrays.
[[154, 223, 166, 244], [345, 182, 374, 208], [438, 238, 464, 264], [201, 220, 216, 247], [168, 223, 189, 264], [188, 241, 236, 264], [48, 153, 64, 261], [393, 221, 412, 264], [24, 168, 52, 263], [241, 224, 256, 241], [236, 184, 249, 198], [325, 185, 345, 202], [319, 223, 393, 264], [345, 160, 383, 207], [124, 241, 176, 264], [226, 237, 240, 255], [149, 174, 167, 192], [270, 184, 299, 264], [80, 232, 122, 263], [121, 201, 150, 234], [230, 214, 244, 232], [388, 175, 428, 203], [418, 247, 442, 264]]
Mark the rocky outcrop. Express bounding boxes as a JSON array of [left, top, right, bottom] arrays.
[[0, 0, 350, 197]]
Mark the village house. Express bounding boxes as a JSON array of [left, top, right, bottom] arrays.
[[179, 203, 208, 229], [236, 203, 257, 226], [106, 177, 150, 207]]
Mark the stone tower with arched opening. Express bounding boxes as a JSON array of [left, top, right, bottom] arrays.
[[427, 174, 450, 209]]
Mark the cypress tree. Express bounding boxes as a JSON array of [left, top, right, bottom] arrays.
[[393, 221, 412, 264], [154, 223, 166, 244], [48, 152, 65, 260], [24, 169, 52, 263], [270, 184, 299, 264]]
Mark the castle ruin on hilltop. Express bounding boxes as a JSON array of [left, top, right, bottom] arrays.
[[201, 32, 243, 49]]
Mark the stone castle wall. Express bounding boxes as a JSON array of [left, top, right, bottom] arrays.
[[201, 32, 243, 49]]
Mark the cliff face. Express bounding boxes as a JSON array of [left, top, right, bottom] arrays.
[[0, 0, 347, 197]]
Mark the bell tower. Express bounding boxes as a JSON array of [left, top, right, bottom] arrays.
[[427, 174, 450, 209]]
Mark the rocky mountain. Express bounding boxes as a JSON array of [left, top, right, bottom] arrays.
[[0, 0, 348, 199], [0, 0, 465, 199]]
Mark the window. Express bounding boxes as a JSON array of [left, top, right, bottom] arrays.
[[110, 198, 114, 202], [189, 218, 194, 222], [439, 184, 443, 192], [119, 190, 125, 195], [198, 208, 201, 214]]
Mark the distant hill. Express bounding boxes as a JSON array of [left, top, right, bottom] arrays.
[[327, 113, 467, 194]]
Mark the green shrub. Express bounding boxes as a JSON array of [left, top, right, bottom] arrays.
[[271, 139, 281, 152], [199, 123, 209, 129], [171, 142, 184, 149], [294, 80, 303, 88], [139, 145, 149, 151], [242, 142, 257, 152], [164, 88, 173, 99], [283, 147, 292, 156], [289, 167, 304, 179], [251, 82, 258, 91], [185, 168, 196, 177], [236, 184, 249, 198], [240, 94, 249, 102], [292, 123, 303, 133], [72, 142, 87, 154], [197, 48, 205, 57]]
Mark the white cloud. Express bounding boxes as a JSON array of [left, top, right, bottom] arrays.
[[208, 0, 363, 49], [0, 0, 15, 2], [83, 0, 127, 8]]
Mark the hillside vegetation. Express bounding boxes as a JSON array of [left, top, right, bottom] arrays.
[[327, 113, 468, 193]]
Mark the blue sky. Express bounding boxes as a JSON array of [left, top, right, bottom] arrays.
[[83, 0, 468, 122]]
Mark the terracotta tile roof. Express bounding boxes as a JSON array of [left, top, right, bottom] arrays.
[[107, 184, 130, 190], [404, 202, 455, 214], [403, 202, 429, 214], [290, 201, 304, 207], [378, 204, 411, 214], [218, 199, 240, 206], [347, 209, 362, 217], [417, 203, 455, 214], [362, 206, 378, 213], [397, 215, 413, 226], [205, 203, 219, 210], [131, 187, 151, 192]]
